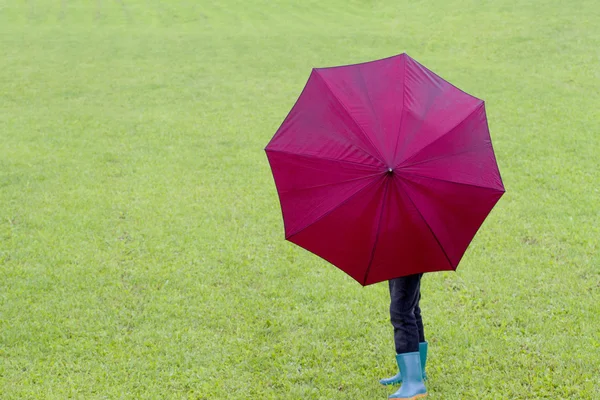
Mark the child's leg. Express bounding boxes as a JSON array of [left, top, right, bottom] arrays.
[[415, 291, 425, 343], [389, 273, 423, 354]]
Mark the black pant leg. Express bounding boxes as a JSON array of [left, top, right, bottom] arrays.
[[414, 291, 425, 343], [389, 273, 423, 354]]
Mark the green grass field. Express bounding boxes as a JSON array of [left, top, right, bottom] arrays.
[[1, 1, 598, 398]]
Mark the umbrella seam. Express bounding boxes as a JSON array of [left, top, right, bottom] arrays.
[[394, 58, 454, 164], [399, 170, 506, 192], [285, 174, 386, 240], [396, 176, 454, 271], [279, 173, 383, 194], [396, 102, 484, 168], [391, 54, 407, 165], [356, 65, 386, 164], [265, 149, 382, 171], [398, 144, 490, 170], [362, 176, 391, 285], [313, 70, 388, 165]]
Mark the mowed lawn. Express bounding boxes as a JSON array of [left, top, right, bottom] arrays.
[[0, 1, 598, 399]]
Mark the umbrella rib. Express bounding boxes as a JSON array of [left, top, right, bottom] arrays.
[[356, 66, 386, 163], [313, 70, 387, 165], [265, 149, 383, 171], [398, 144, 489, 170], [362, 176, 391, 285], [396, 176, 454, 270], [279, 172, 383, 194], [391, 56, 407, 166], [396, 102, 484, 168], [400, 170, 505, 192], [394, 62, 454, 164], [285, 174, 385, 240]]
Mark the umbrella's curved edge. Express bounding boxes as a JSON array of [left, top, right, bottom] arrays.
[[404, 55, 484, 103], [481, 102, 507, 192], [313, 52, 406, 71], [264, 69, 316, 150], [363, 265, 458, 286], [284, 236, 369, 287]]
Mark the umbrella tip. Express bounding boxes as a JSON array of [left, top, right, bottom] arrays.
[[388, 168, 393, 173]]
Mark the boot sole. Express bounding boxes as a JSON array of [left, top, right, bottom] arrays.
[[389, 394, 427, 400]]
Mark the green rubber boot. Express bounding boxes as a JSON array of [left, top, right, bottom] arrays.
[[380, 342, 428, 386], [388, 352, 427, 399]]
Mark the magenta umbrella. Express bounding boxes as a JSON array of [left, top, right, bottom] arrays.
[[265, 53, 505, 286]]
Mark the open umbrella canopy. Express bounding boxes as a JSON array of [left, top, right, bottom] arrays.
[[265, 53, 505, 286]]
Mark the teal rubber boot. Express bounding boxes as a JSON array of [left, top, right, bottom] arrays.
[[379, 356, 402, 385], [388, 352, 427, 399], [380, 342, 427, 386], [419, 341, 428, 381]]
